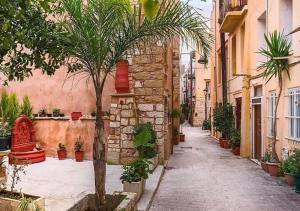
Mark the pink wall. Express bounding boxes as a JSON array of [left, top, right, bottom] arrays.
[[3, 66, 115, 115]]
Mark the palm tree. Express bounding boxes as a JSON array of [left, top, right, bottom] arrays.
[[58, 0, 211, 209], [257, 31, 292, 162]]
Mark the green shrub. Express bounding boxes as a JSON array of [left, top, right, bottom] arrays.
[[202, 119, 211, 130], [0, 122, 11, 137], [213, 103, 234, 139], [133, 123, 157, 159], [261, 150, 271, 162], [20, 96, 33, 118], [170, 108, 181, 119], [230, 128, 240, 148], [120, 159, 151, 183]]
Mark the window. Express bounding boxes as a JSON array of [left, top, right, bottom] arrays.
[[231, 35, 237, 75], [268, 92, 276, 137], [288, 88, 300, 140]]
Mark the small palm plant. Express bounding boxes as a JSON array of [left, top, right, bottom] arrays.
[[257, 31, 292, 162]]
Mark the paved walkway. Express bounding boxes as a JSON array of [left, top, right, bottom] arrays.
[[150, 126, 300, 211]]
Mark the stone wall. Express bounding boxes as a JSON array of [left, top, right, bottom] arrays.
[[107, 41, 178, 164]]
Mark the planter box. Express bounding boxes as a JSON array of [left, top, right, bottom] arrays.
[[123, 179, 146, 201], [0, 191, 45, 211], [223, 140, 231, 149], [267, 162, 280, 177], [147, 155, 158, 172], [219, 138, 225, 148], [232, 147, 240, 155], [260, 161, 269, 173], [179, 134, 185, 142], [68, 192, 137, 211], [285, 173, 294, 186], [173, 136, 179, 145]]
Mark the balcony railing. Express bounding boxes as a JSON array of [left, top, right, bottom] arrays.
[[224, 0, 247, 14]]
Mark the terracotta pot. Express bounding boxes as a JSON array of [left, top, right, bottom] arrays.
[[71, 112, 82, 121], [285, 173, 295, 186], [179, 134, 185, 142], [75, 151, 84, 162], [232, 147, 240, 155], [219, 138, 225, 148], [267, 162, 280, 177], [173, 136, 179, 145], [223, 140, 231, 149], [57, 150, 67, 160], [115, 59, 129, 93], [260, 161, 269, 173]]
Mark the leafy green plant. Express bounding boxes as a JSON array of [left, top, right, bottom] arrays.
[[213, 103, 223, 133], [20, 96, 33, 119], [0, 122, 11, 137], [173, 126, 179, 137], [0, 92, 20, 128], [74, 137, 83, 152], [58, 143, 66, 151], [133, 123, 157, 159], [120, 159, 151, 183], [213, 103, 234, 139], [202, 119, 211, 130], [52, 108, 60, 114], [230, 128, 240, 148], [261, 150, 271, 163], [38, 108, 47, 116], [257, 31, 294, 162], [17, 193, 43, 211], [170, 108, 181, 119]]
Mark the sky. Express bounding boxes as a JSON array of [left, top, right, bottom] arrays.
[[181, 0, 213, 66]]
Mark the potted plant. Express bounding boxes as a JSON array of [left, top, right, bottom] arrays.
[[71, 112, 82, 121], [202, 119, 211, 131], [279, 156, 297, 186], [120, 159, 151, 201], [133, 123, 158, 171], [171, 108, 184, 143], [287, 149, 300, 193], [52, 108, 60, 117], [91, 111, 96, 118], [0, 122, 11, 151], [261, 150, 271, 173], [74, 137, 84, 162], [57, 143, 67, 160], [230, 128, 240, 155], [38, 108, 47, 117]]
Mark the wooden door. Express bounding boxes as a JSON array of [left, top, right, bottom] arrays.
[[254, 105, 262, 159], [235, 98, 242, 130]]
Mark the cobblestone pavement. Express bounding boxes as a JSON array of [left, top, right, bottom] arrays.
[[149, 125, 300, 211]]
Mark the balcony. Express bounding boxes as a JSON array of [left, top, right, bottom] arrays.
[[220, 0, 248, 33]]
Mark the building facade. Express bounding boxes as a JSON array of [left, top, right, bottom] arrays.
[[211, 0, 300, 160]]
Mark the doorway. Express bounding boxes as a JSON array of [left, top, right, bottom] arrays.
[[253, 105, 262, 160]]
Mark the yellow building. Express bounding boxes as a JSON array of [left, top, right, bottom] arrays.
[[210, 0, 300, 161]]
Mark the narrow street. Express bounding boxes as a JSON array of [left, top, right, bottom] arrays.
[[150, 125, 300, 211]]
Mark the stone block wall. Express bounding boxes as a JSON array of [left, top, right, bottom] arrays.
[[107, 41, 177, 164]]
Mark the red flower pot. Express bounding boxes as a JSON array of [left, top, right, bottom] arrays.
[[232, 147, 240, 155], [75, 151, 84, 162], [57, 150, 67, 160], [173, 136, 179, 145], [261, 161, 269, 173], [71, 112, 82, 121], [285, 173, 295, 186], [267, 162, 280, 177], [219, 138, 225, 148], [223, 140, 231, 149], [179, 134, 185, 142], [115, 59, 129, 93]]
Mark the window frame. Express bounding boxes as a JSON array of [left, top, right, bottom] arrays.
[[268, 91, 276, 137], [287, 88, 300, 140]]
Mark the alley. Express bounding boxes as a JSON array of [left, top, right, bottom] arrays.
[[150, 126, 300, 211]]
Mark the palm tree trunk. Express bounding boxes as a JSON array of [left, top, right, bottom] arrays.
[[272, 77, 282, 162], [94, 93, 106, 210]]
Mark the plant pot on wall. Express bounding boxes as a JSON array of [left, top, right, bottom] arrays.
[[232, 147, 240, 155], [223, 140, 231, 149], [71, 112, 82, 121], [115, 59, 129, 93]]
